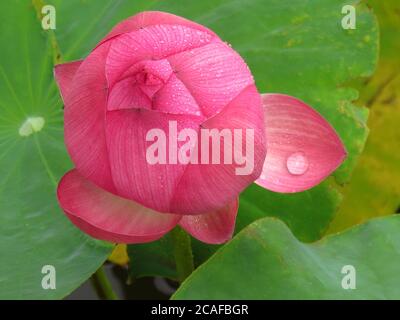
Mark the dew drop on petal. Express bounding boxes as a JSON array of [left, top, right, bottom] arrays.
[[286, 152, 309, 175]]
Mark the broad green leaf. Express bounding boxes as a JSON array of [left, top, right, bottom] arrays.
[[237, 180, 342, 241], [0, 0, 113, 299], [173, 215, 400, 299], [328, 0, 400, 232], [127, 182, 342, 280], [128, 233, 178, 281], [368, 0, 400, 68], [328, 70, 400, 232], [127, 233, 222, 281], [48, 0, 377, 277]]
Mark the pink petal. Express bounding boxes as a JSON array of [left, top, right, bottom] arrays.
[[255, 94, 347, 193], [139, 83, 163, 100], [97, 11, 217, 48], [107, 59, 174, 110], [179, 199, 239, 244], [105, 108, 204, 213], [63, 43, 116, 193], [107, 79, 152, 111], [105, 24, 214, 88], [57, 169, 180, 243], [136, 59, 173, 84], [152, 74, 203, 117], [170, 85, 266, 214], [54, 60, 82, 103], [118, 58, 173, 87], [167, 41, 254, 117]]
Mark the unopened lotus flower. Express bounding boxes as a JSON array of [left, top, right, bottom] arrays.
[[55, 11, 346, 244]]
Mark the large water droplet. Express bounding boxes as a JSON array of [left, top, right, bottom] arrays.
[[286, 152, 308, 175]]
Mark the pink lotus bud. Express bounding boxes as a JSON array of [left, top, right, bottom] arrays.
[[55, 11, 346, 244]]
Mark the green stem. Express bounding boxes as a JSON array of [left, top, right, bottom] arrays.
[[90, 266, 118, 300], [171, 227, 195, 283]]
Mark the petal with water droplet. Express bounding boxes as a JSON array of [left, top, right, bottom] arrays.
[[168, 42, 254, 117], [152, 74, 203, 117], [105, 24, 214, 88], [108, 79, 152, 111], [170, 85, 266, 214], [256, 94, 347, 193], [105, 108, 203, 213], [97, 11, 217, 48], [179, 199, 238, 244]]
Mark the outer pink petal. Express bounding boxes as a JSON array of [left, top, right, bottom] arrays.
[[255, 94, 347, 193], [168, 42, 254, 117], [57, 169, 180, 243], [106, 109, 204, 213], [170, 85, 266, 214], [54, 60, 83, 103], [63, 43, 116, 193], [105, 24, 214, 88], [97, 11, 217, 48], [179, 199, 239, 244]]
